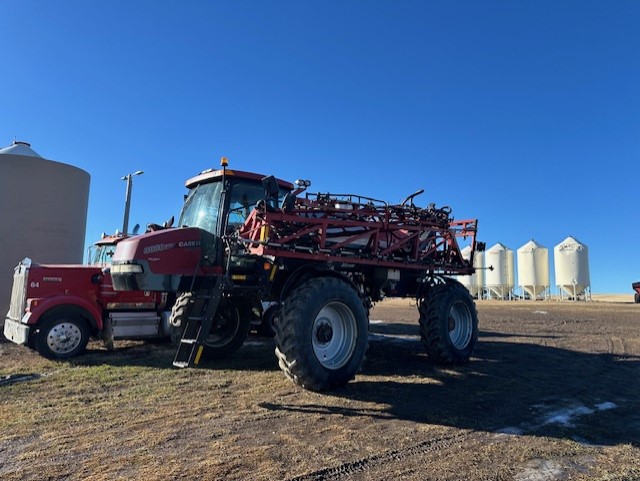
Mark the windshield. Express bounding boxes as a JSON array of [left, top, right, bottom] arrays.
[[179, 178, 287, 235], [88, 244, 117, 266], [178, 182, 224, 234]]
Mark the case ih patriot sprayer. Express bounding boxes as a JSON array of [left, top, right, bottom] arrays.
[[3, 234, 175, 359], [111, 159, 483, 391]]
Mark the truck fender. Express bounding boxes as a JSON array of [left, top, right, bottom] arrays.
[[27, 296, 103, 331]]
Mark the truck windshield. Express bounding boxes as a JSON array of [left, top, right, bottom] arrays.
[[179, 179, 286, 235], [89, 244, 117, 266]]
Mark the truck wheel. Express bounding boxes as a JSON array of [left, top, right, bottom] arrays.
[[203, 302, 251, 359], [257, 305, 279, 338], [635, 292, 640, 304], [169, 292, 250, 359], [275, 277, 368, 391], [419, 282, 478, 364], [34, 314, 90, 360]]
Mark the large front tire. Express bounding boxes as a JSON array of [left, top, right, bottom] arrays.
[[275, 277, 369, 391], [419, 281, 478, 364], [170, 292, 251, 360], [34, 313, 90, 360]]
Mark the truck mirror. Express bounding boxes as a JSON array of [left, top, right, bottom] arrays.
[[262, 176, 280, 199]]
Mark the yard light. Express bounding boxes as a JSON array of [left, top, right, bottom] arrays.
[[122, 170, 144, 236]]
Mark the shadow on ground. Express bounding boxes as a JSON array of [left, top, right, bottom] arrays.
[[261, 322, 640, 447], [71, 335, 280, 372]]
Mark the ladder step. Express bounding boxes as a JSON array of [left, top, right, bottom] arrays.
[[173, 280, 223, 368]]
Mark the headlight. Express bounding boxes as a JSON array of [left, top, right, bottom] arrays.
[[111, 264, 144, 274]]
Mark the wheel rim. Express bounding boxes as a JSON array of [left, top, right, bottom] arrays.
[[46, 322, 82, 355], [312, 301, 357, 370], [447, 300, 473, 350], [206, 306, 240, 347]]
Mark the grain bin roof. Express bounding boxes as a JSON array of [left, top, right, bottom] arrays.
[[0, 140, 43, 158]]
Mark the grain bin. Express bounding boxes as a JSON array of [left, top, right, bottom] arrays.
[[452, 245, 485, 298], [554, 236, 590, 300], [517, 239, 550, 299], [485, 242, 514, 299], [0, 141, 90, 322]]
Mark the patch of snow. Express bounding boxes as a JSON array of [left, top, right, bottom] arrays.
[[369, 320, 385, 324], [515, 459, 564, 481], [368, 332, 420, 344], [543, 406, 594, 426], [495, 427, 524, 435], [533, 310, 548, 315]]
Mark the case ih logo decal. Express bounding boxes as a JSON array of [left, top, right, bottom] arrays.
[[178, 240, 200, 248], [143, 243, 176, 255], [143, 241, 199, 255]]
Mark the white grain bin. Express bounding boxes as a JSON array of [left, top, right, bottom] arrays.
[[0, 141, 90, 322], [517, 239, 550, 299], [473, 248, 485, 299], [554, 236, 590, 300], [485, 242, 514, 299], [452, 245, 485, 298]]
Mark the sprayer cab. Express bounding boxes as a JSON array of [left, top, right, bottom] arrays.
[[111, 166, 294, 292]]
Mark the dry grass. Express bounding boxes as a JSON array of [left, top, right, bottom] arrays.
[[1, 300, 639, 480]]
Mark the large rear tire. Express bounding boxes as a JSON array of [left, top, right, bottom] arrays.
[[419, 280, 478, 364], [170, 292, 251, 360], [275, 277, 368, 391]]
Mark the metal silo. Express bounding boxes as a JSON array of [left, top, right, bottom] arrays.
[[517, 239, 550, 299], [453, 245, 474, 296], [554, 236, 591, 300], [0, 141, 90, 322], [485, 242, 514, 300], [452, 245, 486, 299]]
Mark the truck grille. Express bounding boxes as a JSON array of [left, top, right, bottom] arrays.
[[8, 264, 28, 321]]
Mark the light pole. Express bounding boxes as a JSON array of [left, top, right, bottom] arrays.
[[121, 170, 144, 236]]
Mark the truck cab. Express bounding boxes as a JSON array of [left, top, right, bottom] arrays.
[[3, 234, 173, 359]]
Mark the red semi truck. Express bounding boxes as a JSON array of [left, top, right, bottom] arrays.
[[633, 281, 640, 303], [3, 234, 174, 359]]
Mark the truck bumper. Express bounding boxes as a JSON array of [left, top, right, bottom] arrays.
[[3, 318, 30, 345]]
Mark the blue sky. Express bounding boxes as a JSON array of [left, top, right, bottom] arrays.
[[1, 1, 638, 293]]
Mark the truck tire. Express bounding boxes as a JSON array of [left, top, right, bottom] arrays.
[[34, 313, 90, 360], [419, 281, 478, 364], [169, 292, 251, 360], [635, 292, 640, 304], [257, 305, 279, 337], [275, 277, 368, 391]]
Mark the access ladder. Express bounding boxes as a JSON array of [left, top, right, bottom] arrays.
[[173, 277, 223, 368]]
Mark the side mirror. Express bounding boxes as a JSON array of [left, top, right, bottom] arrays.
[[262, 176, 280, 199]]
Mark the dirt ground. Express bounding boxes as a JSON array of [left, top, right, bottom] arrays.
[[1, 299, 639, 480]]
